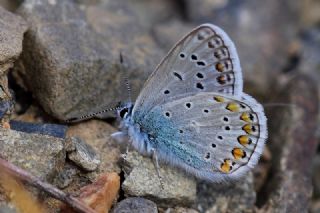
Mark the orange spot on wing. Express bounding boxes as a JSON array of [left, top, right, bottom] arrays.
[[237, 135, 252, 146], [216, 75, 226, 85], [226, 103, 239, 112], [220, 159, 232, 173], [240, 112, 253, 122], [216, 63, 224, 72], [214, 96, 225, 102], [232, 148, 246, 160], [242, 124, 257, 134]]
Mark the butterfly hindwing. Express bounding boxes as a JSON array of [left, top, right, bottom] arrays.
[[135, 92, 267, 182], [133, 24, 242, 119]]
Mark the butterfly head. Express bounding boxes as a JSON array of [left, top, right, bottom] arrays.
[[117, 102, 134, 120]]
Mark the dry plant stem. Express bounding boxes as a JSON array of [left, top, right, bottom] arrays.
[[0, 157, 96, 213]]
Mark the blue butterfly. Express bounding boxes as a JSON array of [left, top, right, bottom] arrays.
[[71, 24, 267, 183]]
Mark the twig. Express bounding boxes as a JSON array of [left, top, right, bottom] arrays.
[[0, 156, 96, 213]]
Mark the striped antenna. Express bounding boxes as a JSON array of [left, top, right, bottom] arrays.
[[65, 53, 131, 124], [120, 52, 132, 103], [65, 106, 121, 123]]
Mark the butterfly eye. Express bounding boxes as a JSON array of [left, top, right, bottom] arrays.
[[119, 108, 129, 118]]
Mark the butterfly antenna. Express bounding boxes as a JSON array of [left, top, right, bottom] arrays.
[[120, 52, 132, 103], [65, 106, 121, 123]]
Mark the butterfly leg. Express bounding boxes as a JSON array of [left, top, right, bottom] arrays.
[[111, 131, 132, 157], [151, 148, 164, 190], [125, 142, 131, 155]]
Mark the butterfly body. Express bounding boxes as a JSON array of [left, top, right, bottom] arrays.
[[111, 23, 268, 183]]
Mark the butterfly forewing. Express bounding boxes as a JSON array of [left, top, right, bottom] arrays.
[[138, 92, 267, 182], [132, 24, 242, 119]]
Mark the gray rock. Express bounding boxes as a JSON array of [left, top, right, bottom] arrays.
[[183, 0, 301, 97], [0, 6, 27, 76], [111, 0, 177, 30], [0, 77, 12, 123], [9, 120, 67, 138], [163, 207, 199, 213], [299, 0, 320, 28], [0, 204, 17, 213], [73, 0, 100, 5], [0, 128, 65, 182], [152, 20, 195, 51], [311, 199, 320, 213], [54, 162, 79, 189], [65, 136, 100, 171], [0, 5, 27, 122], [0, 100, 12, 120], [112, 197, 158, 213], [16, 0, 164, 120], [120, 151, 197, 207], [300, 28, 320, 96], [66, 120, 122, 175], [0, 0, 21, 12], [260, 75, 318, 212], [195, 172, 256, 213], [313, 155, 320, 199], [184, 0, 229, 20]]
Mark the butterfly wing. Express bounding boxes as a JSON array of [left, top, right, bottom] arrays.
[[137, 92, 267, 182], [132, 24, 242, 119]]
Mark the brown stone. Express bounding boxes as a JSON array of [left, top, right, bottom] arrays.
[[67, 120, 122, 175], [78, 172, 120, 213]]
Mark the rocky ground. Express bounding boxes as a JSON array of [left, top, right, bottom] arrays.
[[0, 0, 319, 213]]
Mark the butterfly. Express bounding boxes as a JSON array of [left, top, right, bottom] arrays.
[[70, 23, 267, 183]]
